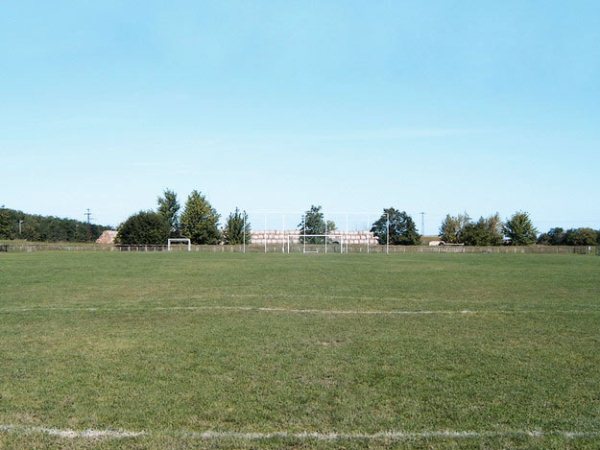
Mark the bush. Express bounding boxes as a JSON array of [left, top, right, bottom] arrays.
[[116, 211, 170, 245]]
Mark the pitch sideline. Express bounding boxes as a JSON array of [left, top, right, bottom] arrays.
[[1, 424, 600, 441], [0, 305, 598, 315]]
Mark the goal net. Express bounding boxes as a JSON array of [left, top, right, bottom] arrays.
[[167, 238, 191, 252], [287, 234, 345, 254]]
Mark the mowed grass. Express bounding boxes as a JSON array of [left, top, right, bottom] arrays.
[[1, 252, 599, 449]]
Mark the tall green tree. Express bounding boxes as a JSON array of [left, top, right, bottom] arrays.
[[371, 208, 421, 245], [223, 208, 251, 245], [461, 213, 503, 246], [180, 190, 221, 244], [298, 205, 327, 244], [116, 211, 170, 245], [503, 211, 537, 245], [157, 189, 180, 237], [439, 213, 470, 244]]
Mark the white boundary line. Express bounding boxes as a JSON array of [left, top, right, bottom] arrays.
[[0, 425, 144, 439], [1, 425, 599, 441], [0, 306, 462, 314], [0, 305, 599, 315], [183, 430, 600, 441]]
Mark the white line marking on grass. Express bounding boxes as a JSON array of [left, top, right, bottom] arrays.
[[186, 430, 600, 441], [0, 306, 447, 315], [154, 306, 466, 315], [0, 424, 145, 439], [1, 305, 599, 315], [0, 306, 483, 315], [2, 425, 599, 441]]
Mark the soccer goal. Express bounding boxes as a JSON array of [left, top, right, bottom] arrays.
[[167, 238, 191, 252], [287, 234, 345, 254]]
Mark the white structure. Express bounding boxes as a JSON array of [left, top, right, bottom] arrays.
[[167, 238, 191, 252], [287, 234, 346, 254], [96, 230, 118, 244], [251, 230, 378, 246]]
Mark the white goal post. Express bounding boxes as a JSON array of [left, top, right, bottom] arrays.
[[167, 238, 191, 252], [287, 234, 346, 254]]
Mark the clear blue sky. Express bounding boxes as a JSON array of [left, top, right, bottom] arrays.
[[1, 1, 599, 234]]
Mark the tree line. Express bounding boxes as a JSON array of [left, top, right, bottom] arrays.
[[2, 194, 598, 247], [117, 193, 424, 246], [439, 211, 599, 246], [116, 189, 251, 245], [120, 191, 599, 247], [0, 207, 109, 242], [297, 206, 422, 245]]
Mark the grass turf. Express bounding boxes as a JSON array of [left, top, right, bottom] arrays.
[[1, 251, 599, 449]]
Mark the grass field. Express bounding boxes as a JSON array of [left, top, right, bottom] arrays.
[[1, 252, 599, 449]]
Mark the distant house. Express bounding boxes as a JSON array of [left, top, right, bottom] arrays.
[[96, 230, 117, 244]]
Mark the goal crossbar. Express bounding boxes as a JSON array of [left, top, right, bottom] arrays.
[[167, 238, 191, 252]]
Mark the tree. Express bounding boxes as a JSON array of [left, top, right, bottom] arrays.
[[563, 228, 598, 246], [298, 205, 327, 244], [538, 227, 598, 246], [439, 213, 470, 244], [180, 190, 221, 244], [537, 227, 565, 245], [223, 208, 251, 245], [371, 208, 421, 245], [503, 211, 537, 245], [0, 207, 108, 242], [0, 207, 16, 239], [461, 213, 503, 246], [157, 189, 180, 237], [116, 211, 170, 245]]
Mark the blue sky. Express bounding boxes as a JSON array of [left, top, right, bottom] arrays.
[[1, 1, 599, 233]]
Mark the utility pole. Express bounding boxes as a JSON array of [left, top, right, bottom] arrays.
[[242, 213, 246, 254], [18, 220, 23, 235], [420, 212, 425, 237], [386, 211, 389, 255], [85, 209, 92, 241]]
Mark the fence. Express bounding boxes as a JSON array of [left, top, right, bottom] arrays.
[[1, 243, 597, 255], [381, 245, 597, 255], [1, 243, 111, 252]]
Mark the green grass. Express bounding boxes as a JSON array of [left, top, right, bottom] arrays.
[[1, 252, 599, 449]]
